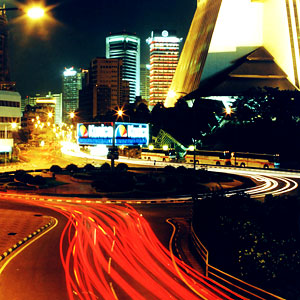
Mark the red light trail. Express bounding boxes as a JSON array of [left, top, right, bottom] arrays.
[[0, 192, 249, 299], [52, 203, 246, 300]]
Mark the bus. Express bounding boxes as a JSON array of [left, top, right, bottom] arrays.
[[185, 150, 280, 169], [184, 150, 231, 166], [140, 148, 176, 162], [231, 152, 280, 169]]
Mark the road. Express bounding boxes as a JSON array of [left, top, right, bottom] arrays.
[[0, 148, 299, 299], [0, 200, 69, 300], [0, 194, 245, 300]]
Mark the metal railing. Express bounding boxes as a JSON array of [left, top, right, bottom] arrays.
[[191, 224, 286, 300]]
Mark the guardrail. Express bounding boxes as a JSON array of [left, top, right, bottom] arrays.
[[191, 224, 285, 300]]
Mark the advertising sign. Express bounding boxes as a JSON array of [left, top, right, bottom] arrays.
[[77, 122, 149, 146]]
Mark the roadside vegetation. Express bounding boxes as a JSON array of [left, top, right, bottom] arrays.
[[0, 163, 249, 197], [192, 193, 300, 299]]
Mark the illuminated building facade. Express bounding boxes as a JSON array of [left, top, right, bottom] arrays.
[[26, 92, 63, 125], [106, 33, 140, 103], [146, 30, 182, 107], [62, 67, 84, 123], [79, 57, 129, 120], [166, 0, 300, 107], [0, 90, 21, 138], [140, 64, 150, 103]]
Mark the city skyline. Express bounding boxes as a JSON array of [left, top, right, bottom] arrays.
[[5, 0, 196, 98]]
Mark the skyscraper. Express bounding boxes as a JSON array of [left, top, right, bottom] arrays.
[[79, 57, 129, 120], [62, 67, 83, 123], [146, 30, 182, 107], [0, 6, 15, 91], [140, 64, 150, 103], [166, 0, 300, 106], [106, 32, 140, 103]]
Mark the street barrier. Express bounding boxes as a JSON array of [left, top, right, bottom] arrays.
[[191, 224, 285, 300]]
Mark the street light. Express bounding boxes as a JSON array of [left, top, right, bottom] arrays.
[[114, 107, 130, 122], [0, 5, 45, 20], [26, 6, 45, 19], [117, 109, 123, 118]]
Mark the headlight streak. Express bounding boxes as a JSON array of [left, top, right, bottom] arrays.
[[209, 167, 299, 198], [2, 168, 297, 300], [53, 203, 244, 300]]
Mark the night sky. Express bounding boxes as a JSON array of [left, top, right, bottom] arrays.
[[5, 0, 196, 98]]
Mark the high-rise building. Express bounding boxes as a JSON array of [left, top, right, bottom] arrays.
[[79, 57, 129, 120], [106, 32, 140, 103], [26, 92, 63, 125], [62, 67, 84, 123], [146, 30, 182, 107], [140, 64, 150, 103], [0, 6, 15, 91], [166, 0, 300, 106]]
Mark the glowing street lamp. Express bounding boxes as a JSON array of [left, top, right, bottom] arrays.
[[117, 110, 124, 118], [0, 5, 45, 20], [114, 107, 131, 123], [26, 6, 45, 20]]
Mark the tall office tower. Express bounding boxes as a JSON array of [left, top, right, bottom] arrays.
[[146, 30, 182, 107], [62, 67, 83, 123], [140, 64, 150, 103], [106, 32, 140, 103], [166, 0, 300, 107], [79, 57, 129, 120], [0, 6, 15, 91]]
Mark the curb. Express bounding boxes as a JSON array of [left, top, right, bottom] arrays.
[[0, 218, 55, 262]]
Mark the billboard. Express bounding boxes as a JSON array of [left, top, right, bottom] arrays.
[[77, 122, 149, 146]]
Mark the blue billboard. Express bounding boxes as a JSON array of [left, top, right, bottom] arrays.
[[77, 122, 149, 146]]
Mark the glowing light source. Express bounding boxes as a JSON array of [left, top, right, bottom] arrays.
[[189, 145, 195, 151], [26, 6, 45, 20], [117, 110, 123, 117], [225, 106, 232, 115], [69, 112, 75, 119], [163, 145, 169, 151], [148, 144, 154, 151]]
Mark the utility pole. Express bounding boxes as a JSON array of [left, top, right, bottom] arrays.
[[111, 122, 115, 171]]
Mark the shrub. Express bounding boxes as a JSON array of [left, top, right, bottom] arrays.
[[66, 164, 78, 173], [50, 165, 62, 173], [83, 163, 95, 172], [176, 166, 188, 174], [14, 170, 27, 181], [33, 175, 46, 186], [100, 162, 111, 171], [164, 165, 176, 173], [115, 163, 128, 172]]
